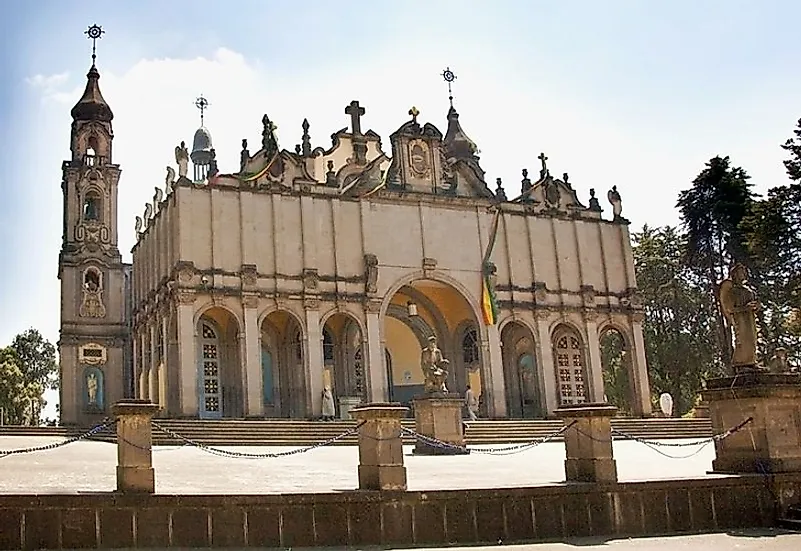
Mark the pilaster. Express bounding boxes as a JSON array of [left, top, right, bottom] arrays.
[[242, 294, 262, 416], [630, 316, 653, 416], [584, 312, 605, 403], [305, 300, 323, 417], [175, 290, 197, 416], [484, 324, 506, 418], [364, 299, 386, 402], [536, 314, 558, 415]]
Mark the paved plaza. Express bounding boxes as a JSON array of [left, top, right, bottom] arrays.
[[0, 435, 729, 494]]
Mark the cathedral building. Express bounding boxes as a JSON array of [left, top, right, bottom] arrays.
[[58, 45, 653, 425]]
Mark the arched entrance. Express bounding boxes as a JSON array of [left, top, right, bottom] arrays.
[[501, 322, 543, 418], [600, 327, 633, 415], [383, 279, 482, 407], [260, 310, 306, 418], [322, 313, 365, 416], [197, 307, 242, 419], [552, 324, 589, 406]]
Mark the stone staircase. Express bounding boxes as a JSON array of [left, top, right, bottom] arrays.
[[0, 417, 714, 446], [778, 504, 801, 532]]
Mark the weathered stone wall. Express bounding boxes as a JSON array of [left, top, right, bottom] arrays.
[[1, 474, 796, 549]]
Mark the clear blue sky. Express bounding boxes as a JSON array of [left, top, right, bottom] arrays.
[[1, 1, 800, 387]]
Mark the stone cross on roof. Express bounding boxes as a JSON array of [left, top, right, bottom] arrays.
[[409, 106, 420, 124], [345, 100, 365, 136]]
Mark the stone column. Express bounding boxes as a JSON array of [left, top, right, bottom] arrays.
[[584, 315, 605, 403], [131, 331, 141, 400], [630, 317, 653, 416], [148, 321, 159, 407], [350, 404, 408, 490], [305, 302, 323, 417], [702, 372, 801, 473], [175, 291, 197, 416], [536, 315, 558, 415], [484, 325, 507, 418], [112, 400, 160, 493], [365, 301, 387, 402], [242, 295, 262, 417], [556, 403, 618, 483], [139, 331, 149, 401]]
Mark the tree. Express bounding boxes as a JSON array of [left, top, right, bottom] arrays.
[[633, 225, 722, 415], [780, 117, 801, 181], [0, 347, 43, 425], [676, 156, 755, 370], [11, 328, 58, 391]]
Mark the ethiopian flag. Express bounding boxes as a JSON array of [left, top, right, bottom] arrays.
[[481, 273, 499, 325]]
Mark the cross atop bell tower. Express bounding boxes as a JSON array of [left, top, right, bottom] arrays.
[[345, 100, 365, 136]]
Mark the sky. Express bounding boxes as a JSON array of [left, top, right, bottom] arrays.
[[1, 1, 800, 416]]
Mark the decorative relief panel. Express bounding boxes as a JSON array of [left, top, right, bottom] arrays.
[[79, 267, 106, 318], [79, 343, 107, 365]]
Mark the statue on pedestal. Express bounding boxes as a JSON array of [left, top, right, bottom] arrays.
[[719, 263, 760, 371], [420, 335, 450, 393]]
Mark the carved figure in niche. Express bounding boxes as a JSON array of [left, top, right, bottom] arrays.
[[607, 185, 623, 219], [83, 193, 100, 221], [420, 335, 450, 393], [544, 179, 560, 208], [165, 166, 176, 195], [409, 141, 429, 176], [719, 263, 759, 371], [175, 141, 190, 178], [87, 372, 98, 404], [80, 268, 106, 318], [768, 347, 790, 374], [364, 253, 378, 294]]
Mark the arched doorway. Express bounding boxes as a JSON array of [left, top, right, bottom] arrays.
[[260, 310, 306, 418], [552, 324, 589, 406], [600, 327, 633, 415], [501, 322, 543, 418], [322, 313, 365, 416], [197, 308, 242, 419], [383, 279, 482, 407]]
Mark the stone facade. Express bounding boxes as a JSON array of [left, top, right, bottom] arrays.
[[59, 59, 652, 423]]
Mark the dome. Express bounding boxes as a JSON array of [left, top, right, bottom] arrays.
[[191, 126, 213, 163], [71, 65, 114, 123], [443, 106, 479, 159]]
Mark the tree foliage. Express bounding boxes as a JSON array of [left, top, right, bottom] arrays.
[[0, 328, 57, 425], [633, 225, 723, 415], [600, 330, 631, 414]]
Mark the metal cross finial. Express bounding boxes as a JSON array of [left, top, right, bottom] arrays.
[[195, 95, 209, 126], [538, 152, 549, 173], [84, 24, 105, 65], [442, 67, 457, 108], [345, 100, 365, 136], [409, 106, 420, 123]]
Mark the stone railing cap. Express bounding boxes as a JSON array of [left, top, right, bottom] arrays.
[[554, 403, 618, 418], [112, 400, 160, 416], [350, 403, 409, 419], [704, 372, 801, 390]]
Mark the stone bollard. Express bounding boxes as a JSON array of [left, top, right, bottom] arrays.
[[556, 403, 618, 483], [112, 400, 160, 493], [702, 371, 801, 473], [350, 403, 409, 491], [411, 393, 468, 455]]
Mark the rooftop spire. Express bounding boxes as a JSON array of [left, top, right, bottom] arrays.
[[195, 95, 209, 126], [71, 24, 113, 122], [442, 67, 457, 108]]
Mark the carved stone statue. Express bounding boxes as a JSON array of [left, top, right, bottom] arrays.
[[143, 203, 153, 226], [175, 141, 190, 178], [769, 347, 790, 374], [607, 185, 623, 219], [420, 335, 450, 393], [240, 139, 250, 172], [262, 114, 279, 158], [87, 372, 98, 404], [364, 253, 378, 294], [719, 263, 759, 371], [165, 166, 176, 195], [134, 216, 142, 237], [153, 186, 163, 208]]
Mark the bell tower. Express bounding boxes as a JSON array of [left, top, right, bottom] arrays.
[[58, 25, 130, 426]]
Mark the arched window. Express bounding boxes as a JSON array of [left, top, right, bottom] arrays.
[[462, 327, 479, 365], [83, 191, 102, 221]]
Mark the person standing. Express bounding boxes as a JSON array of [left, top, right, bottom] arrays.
[[465, 385, 479, 421], [321, 387, 336, 421]]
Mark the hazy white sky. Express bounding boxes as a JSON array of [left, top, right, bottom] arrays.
[[1, 2, 800, 415]]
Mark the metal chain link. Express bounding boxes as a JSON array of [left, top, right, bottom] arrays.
[[150, 420, 365, 459], [610, 416, 753, 447], [0, 419, 116, 459]]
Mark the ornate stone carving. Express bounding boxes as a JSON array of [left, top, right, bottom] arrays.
[[174, 289, 196, 306], [769, 347, 790, 374], [607, 186, 624, 221], [580, 285, 596, 306], [719, 263, 760, 371], [408, 139, 431, 177], [174, 261, 196, 284], [364, 254, 378, 294], [364, 299, 382, 314], [79, 267, 106, 318], [242, 293, 259, 309], [423, 257, 437, 272], [303, 268, 319, 291], [240, 264, 258, 288], [420, 335, 449, 393], [175, 141, 189, 179], [211, 291, 225, 306], [304, 297, 320, 311], [75, 220, 111, 252], [165, 166, 176, 195], [78, 343, 107, 365], [533, 282, 548, 303], [582, 308, 599, 322]]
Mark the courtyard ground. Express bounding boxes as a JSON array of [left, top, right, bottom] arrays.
[[2, 435, 728, 494]]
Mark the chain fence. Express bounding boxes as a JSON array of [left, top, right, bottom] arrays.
[[0, 419, 116, 459]]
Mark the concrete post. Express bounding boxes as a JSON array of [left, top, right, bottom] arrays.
[[350, 403, 408, 491], [411, 394, 468, 455], [112, 399, 160, 493], [702, 372, 801, 473], [556, 403, 618, 483]]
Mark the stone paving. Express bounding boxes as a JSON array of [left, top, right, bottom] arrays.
[[0, 435, 729, 494]]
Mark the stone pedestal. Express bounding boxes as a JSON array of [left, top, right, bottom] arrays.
[[702, 372, 801, 474], [112, 400, 160, 493], [412, 393, 468, 455], [350, 403, 408, 491], [338, 396, 363, 420], [556, 403, 618, 483]]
